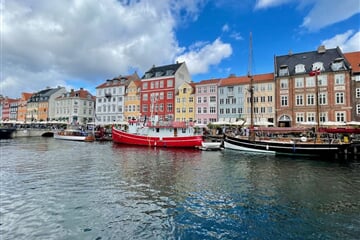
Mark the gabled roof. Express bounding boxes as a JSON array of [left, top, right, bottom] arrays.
[[57, 88, 94, 100], [96, 72, 140, 89], [344, 51, 360, 73], [218, 73, 274, 87], [21, 92, 33, 100], [142, 62, 183, 79], [28, 87, 64, 102], [275, 46, 349, 76]]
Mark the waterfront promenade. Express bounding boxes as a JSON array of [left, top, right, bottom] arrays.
[[1, 137, 359, 239]]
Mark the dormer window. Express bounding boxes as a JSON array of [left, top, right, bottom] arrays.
[[312, 62, 324, 71], [331, 58, 346, 71], [145, 73, 152, 78], [155, 71, 163, 77], [166, 70, 174, 75], [279, 65, 289, 76], [295, 64, 306, 74]]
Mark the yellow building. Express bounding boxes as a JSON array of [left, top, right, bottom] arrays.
[[124, 79, 142, 121], [175, 82, 195, 122]]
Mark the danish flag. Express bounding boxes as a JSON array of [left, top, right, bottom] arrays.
[[309, 68, 321, 76]]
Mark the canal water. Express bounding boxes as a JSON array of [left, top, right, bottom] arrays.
[[1, 137, 359, 240]]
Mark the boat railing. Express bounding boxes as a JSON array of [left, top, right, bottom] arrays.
[[146, 121, 194, 128]]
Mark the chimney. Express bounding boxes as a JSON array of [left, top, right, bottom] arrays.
[[317, 45, 326, 53]]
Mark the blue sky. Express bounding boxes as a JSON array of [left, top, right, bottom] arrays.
[[1, 0, 359, 98]]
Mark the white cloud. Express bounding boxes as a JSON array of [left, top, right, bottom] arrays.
[[300, 0, 360, 31], [321, 30, 360, 53], [255, 0, 360, 31], [222, 24, 230, 32], [1, 0, 212, 98], [176, 38, 232, 75], [255, 0, 292, 9]]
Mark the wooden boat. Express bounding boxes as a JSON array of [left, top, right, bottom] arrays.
[[112, 121, 203, 148], [54, 129, 95, 142], [0, 127, 16, 139], [224, 134, 351, 156]]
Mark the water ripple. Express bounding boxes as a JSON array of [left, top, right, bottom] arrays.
[[1, 138, 359, 239]]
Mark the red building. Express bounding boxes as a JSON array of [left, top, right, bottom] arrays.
[[140, 62, 192, 122]]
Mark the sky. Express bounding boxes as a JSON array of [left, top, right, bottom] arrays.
[[1, 0, 359, 98]]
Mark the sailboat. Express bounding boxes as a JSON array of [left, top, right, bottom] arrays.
[[223, 33, 351, 157]]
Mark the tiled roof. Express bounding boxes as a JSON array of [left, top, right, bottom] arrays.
[[218, 73, 274, 86], [60, 89, 94, 99], [275, 46, 349, 75], [142, 62, 183, 79], [195, 78, 221, 85], [344, 51, 360, 73], [96, 72, 140, 89]]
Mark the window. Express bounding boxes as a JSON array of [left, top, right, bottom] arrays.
[[167, 92, 173, 99], [197, 97, 202, 104], [356, 88, 360, 98], [335, 111, 346, 122], [210, 86, 216, 93], [335, 74, 345, 85], [210, 96, 216, 102], [295, 64, 305, 74], [295, 95, 304, 106], [319, 93, 327, 105], [312, 62, 324, 71], [197, 107, 202, 114], [143, 93, 148, 101], [167, 104, 173, 112], [335, 92, 344, 104], [307, 94, 315, 105], [356, 104, 360, 114], [210, 106, 216, 113], [318, 75, 327, 86], [167, 79, 173, 87], [280, 95, 288, 106], [296, 112, 305, 123], [307, 112, 316, 122], [143, 82, 148, 90], [279, 65, 289, 76], [306, 77, 315, 87], [280, 79, 288, 89]]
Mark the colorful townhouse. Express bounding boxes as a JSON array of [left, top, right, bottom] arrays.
[[55, 88, 95, 125], [140, 62, 192, 123], [175, 81, 196, 122], [17, 92, 33, 123], [26, 86, 66, 122], [274, 46, 352, 127], [0, 97, 18, 122], [95, 72, 140, 125], [124, 79, 142, 121], [218, 73, 275, 125], [194, 78, 220, 125], [344, 51, 360, 122]]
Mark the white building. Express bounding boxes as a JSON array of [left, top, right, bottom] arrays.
[[95, 72, 140, 125], [55, 88, 95, 125]]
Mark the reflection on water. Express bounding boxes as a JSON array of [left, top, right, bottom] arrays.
[[1, 138, 359, 240]]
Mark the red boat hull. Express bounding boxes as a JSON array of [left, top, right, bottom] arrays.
[[112, 127, 203, 148]]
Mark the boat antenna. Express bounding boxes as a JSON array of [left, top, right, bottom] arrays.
[[248, 32, 255, 141]]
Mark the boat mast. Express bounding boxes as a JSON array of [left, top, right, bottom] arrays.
[[248, 32, 255, 141], [314, 69, 320, 142]]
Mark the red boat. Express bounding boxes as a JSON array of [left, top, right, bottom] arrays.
[[112, 121, 203, 148]]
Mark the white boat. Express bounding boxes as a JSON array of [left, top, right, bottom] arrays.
[[54, 129, 95, 142], [200, 141, 223, 151]]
